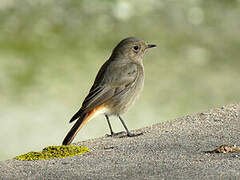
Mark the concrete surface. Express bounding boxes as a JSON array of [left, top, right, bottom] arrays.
[[0, 104, 240, 179]]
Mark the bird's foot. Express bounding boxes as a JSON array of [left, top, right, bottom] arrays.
[[105, 131, 126, 137], [127, 132, 143, 137], [119, 132, 143, 138]]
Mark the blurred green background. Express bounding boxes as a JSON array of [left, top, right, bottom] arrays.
[[0, 0, 240, 161]]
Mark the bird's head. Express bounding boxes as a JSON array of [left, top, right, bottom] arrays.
[[111, 37, 156, 62]]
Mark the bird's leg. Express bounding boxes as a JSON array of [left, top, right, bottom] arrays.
[[105, 115, 114, 136], [105, 115, 125, 137], [118, 115, 143, 137]]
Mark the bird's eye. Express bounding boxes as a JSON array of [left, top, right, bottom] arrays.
[[132, 45, 139, 52]]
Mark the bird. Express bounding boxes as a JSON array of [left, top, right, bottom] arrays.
[[62, 37, 156, 145]]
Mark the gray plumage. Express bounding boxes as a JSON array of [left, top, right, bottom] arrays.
[[63, 37, 156, 145]]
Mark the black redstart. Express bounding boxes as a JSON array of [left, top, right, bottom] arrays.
[[62, 37, 156, 145]]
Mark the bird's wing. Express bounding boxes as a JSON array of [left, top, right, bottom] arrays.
[[69, 61, 138, 123], [81, 61, 138, 114]]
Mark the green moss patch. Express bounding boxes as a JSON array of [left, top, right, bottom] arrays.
[[14, 145, 90, 161]]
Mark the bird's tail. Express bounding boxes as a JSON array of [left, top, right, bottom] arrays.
[[62, 112, 88, 145], [62, 105, 106, 145]]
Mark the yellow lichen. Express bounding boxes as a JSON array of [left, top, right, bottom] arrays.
[[14, 145, 90, 161]]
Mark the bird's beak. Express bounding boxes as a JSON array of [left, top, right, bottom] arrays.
[[146, 44, 157, 49]]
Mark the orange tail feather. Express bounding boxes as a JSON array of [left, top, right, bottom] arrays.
[[62, 105, 105, 145]]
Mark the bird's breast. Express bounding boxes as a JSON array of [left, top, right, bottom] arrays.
[[107, 65, 144, 115]]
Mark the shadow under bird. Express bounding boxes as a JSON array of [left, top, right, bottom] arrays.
[[62, 37, 156, 145]]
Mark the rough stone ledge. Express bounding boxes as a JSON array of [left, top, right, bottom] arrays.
[[0, 104, 240, 179]]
